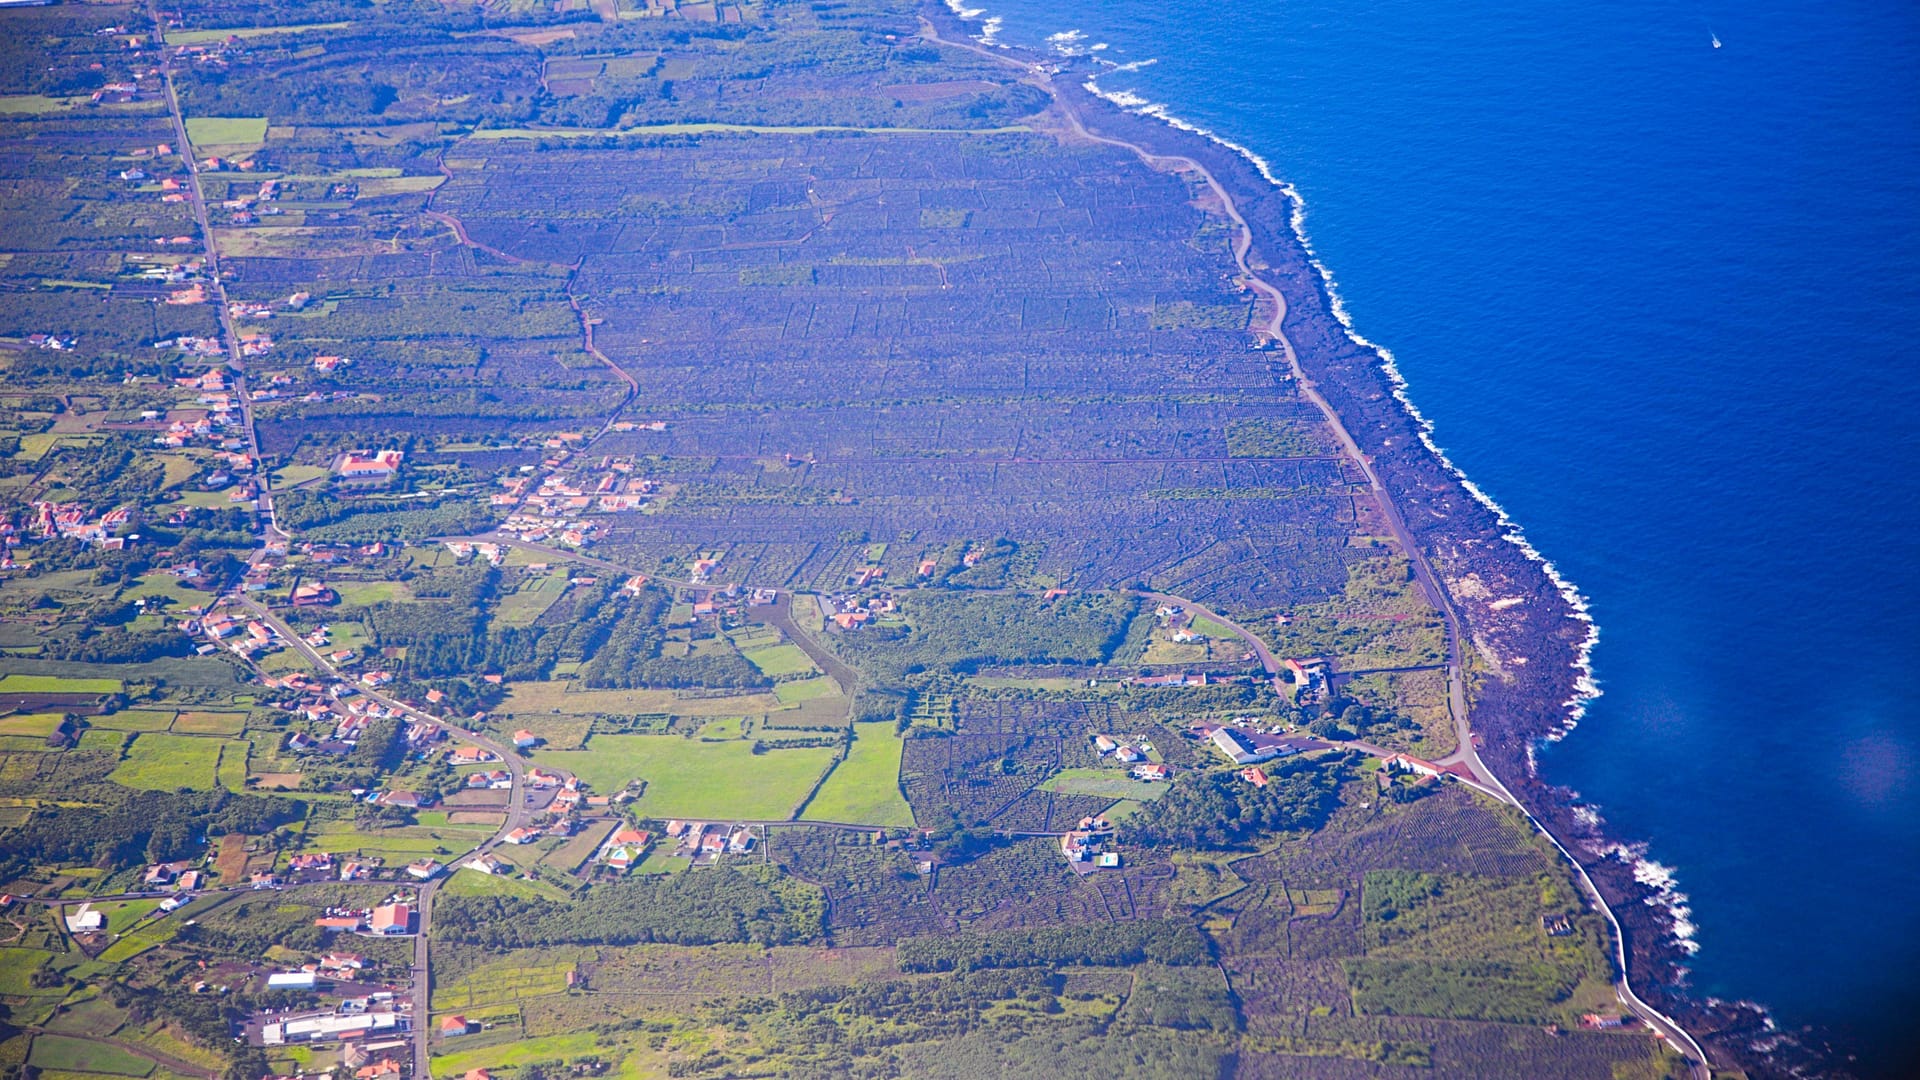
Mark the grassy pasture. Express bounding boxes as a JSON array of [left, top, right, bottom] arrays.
[[801, 723, 912, 827], [108, 734, 227, 791], [742, 643, 817, 679], [184, 117, 268, 147], [537, 736, 834, 821]]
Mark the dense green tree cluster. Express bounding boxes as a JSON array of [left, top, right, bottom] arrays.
[[1122, 755, 1351, 849], [0, 788, 304, 879], [897, 920, 1210, 973], [434, 866, 822, 948]]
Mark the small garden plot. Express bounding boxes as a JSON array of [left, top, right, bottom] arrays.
[[109, 733, 227, 791], [537, 735, 835, 821], [801, 722, 913, 827]]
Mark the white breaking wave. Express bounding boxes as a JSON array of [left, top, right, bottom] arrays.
[[942, 0, 984, 19]]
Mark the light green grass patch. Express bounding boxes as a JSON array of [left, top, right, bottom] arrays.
[[741, 643, 816, 679], [537, 736, 834, 821], [801, 722, 913, 827], [634, 852, 688, 875], [109, 733, 227, 791], [1189, 615, 1243, 640], [0, 674, 121, 695], [184, 117, 268, 148]]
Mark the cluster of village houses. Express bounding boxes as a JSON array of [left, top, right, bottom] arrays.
[[492, 443, 665, 548]]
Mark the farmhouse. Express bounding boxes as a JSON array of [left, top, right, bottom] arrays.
[[439, 1015, 473, 1037], [1132, 763, 1172, 781]]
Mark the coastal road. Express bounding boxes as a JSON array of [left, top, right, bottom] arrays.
[[920, 17, 1712, 1077]]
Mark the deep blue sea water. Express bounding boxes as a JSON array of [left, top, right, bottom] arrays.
[[958, 0, 1920, 1070]]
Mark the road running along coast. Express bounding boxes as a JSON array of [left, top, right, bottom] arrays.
[[917, 15, 1712, 1076]]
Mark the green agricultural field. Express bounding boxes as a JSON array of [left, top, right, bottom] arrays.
[[167, 22, 353, 46], [801, 722, 913, 827], [537, 735, 835, 821], [742, 643, 817, 679], [0, 674, 121, 695], [108, 733, 225, 791], [26, 1034, 154, 1077], [184, 116, 268, 147], [502, 681, 781, 719], [1040, 768, 1170, 802]]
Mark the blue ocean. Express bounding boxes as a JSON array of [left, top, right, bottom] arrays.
[[962, 0, 1920, 1070]]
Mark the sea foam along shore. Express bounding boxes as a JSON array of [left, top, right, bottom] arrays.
[[936, 0, 1709, 974]]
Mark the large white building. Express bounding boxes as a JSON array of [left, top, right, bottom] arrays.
[[1209, 726, 1282, 766]]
